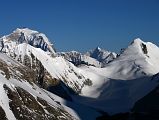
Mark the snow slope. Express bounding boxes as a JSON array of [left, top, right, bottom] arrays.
[[74, 38, 159, 114], [0, 53, 77, 119], [10, 43, 95, 94], [16, 38, 159, 115], [0, 28, 95, 93], [0, 75, 16, 120], [0, 53, 101, 120]]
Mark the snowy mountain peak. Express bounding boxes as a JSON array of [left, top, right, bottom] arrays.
[[0, 28, 56, 54], [95, 46, 101, 51], [132, 38, 143, 44], [122, 38, 148, 55], [131, 38, 147, 51], [14, 27, 38, 35], [86, 47, 117, 66], [58, 50, 101, 67], [116, 39, 159, 77]]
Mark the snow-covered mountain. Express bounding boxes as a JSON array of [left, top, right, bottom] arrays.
[[57, 47, 116, 68], [0, 28, 97, 94], [85, 47, 117, 67], [0, 28, 56, 55], [74, 38, 159, 114], [58, 51, 101, 67], [1, 28, 159, 120], [0, 28, 102, 120], [0, 53, 78, 120]]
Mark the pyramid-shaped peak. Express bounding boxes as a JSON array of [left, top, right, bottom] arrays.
[[94, 46, 102, 51], [131, 38, 144, 45], [93, 46, 102, 52], [121, 38, 159, 57]]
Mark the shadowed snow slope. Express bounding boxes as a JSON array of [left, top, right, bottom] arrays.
[[0, 53, 78, 120], [0, 53, 101, 120], [74, 38, 159, 114], [11, 43, 93, 93]]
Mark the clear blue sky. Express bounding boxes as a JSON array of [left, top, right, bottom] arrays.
[[0, 0, 159, 53]]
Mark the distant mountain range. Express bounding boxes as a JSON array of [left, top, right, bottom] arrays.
[[0, 28, 159, 120]]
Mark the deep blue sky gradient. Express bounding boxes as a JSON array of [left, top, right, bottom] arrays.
[[0, 0, 159, 53]]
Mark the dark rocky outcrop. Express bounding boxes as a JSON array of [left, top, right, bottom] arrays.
[[141, 43, 148, 54], [4, 84, 75, 120], [0, 106, 7, 120]]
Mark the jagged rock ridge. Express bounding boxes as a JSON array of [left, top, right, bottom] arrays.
[[85, 47, 117, 67]]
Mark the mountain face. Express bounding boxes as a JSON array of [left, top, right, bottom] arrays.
[[71, 39, 159, 115], [58, 51, 101, 67], [0, 28, 101, 120], [0, 28, 159, 120], [0, 53, 77, 120], [57, 47, 116, 68], [0, 28, 56, 55], [85, 47, 117, 67]]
